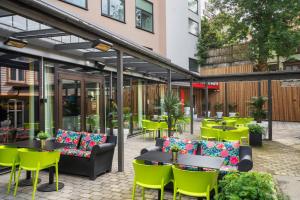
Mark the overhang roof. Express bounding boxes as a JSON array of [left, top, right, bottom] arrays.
[[0, 0, 200, 82]]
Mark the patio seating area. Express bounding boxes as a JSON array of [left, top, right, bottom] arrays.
[[1, 121, 300, 200]]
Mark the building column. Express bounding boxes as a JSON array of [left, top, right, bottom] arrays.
[[205, 82, 209, 117], [167, 69, 172, 137], [268, 79, 273, 140], [116, 50, 124, 172], [190, 78, 193, 134], [224, 82, 228, 116]]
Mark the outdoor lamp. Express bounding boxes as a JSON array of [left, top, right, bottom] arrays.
[[92, 39, 113, 52], [4, 37, 27, 48]]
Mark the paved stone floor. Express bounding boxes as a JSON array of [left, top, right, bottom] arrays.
[[0, 121, 300, 200]]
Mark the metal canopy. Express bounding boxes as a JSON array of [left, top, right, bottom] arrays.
[[0, 0, 198, 82]]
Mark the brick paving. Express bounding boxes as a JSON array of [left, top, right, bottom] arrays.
[[0, 121, 300, 200]]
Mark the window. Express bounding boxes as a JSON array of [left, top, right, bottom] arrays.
[[188, 18, 199, 36], [102, 0, 125, 22], [136, 0, 153, 33], [61, 0, 87, 9], [9, 68, 25, 82], [188, 0, 198, 14], [189, 58, 199, 73]]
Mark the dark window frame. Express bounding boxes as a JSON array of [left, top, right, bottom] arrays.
[[60, 0, 88, 10], [189, 58, 199, 73], [101, 0, 126, 23], [188, 18, 199, 37], [188, 0, 198, 15], [7, 68, 26, 83], [135, 0, 154, 34]]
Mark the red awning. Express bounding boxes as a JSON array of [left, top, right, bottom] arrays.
[[192, 83, 219, 90]]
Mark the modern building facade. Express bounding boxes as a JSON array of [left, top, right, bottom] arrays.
[[46, 0, 201, 72]]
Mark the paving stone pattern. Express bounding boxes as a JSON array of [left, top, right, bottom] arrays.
[[0, 121, 300, 200]]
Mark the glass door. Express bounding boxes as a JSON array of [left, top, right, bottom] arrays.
[[61, 79, 82, 131], [56, 69, 104, 132]]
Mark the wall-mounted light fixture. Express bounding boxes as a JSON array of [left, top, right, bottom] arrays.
[[4, 37, 27, 48], [92, 39, 113, 52]]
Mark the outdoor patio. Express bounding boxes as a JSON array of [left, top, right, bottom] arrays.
[[1, 121, 299, 200]]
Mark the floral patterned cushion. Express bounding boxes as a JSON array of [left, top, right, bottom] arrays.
[[60, 148, 91, 158], [162, 137, 198, 155], [200, 140, 240, 166], [56, 129, 81, 148], [79, 133, 107, 151]]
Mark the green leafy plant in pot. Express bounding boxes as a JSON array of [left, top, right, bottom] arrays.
[[214, 103, 224, 118], [171, 145, 180, 162], [228, 103, 237, 117], [163, 92, 184, 137], [37, 131, 50, 150], [249, 96, 268, 123], [248, 124, 264, 146]]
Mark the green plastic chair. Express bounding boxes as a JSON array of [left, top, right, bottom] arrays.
[[142, 120, 150, 139], [132, 160, 172, 200], [145, 121, 160, 140], [201, 127, 219, 141], [0, 146, 20, 194], [224, 120, 236, 127], [172, 165, 218, 200], [159, 122, 168, 137], [222, 128, 249, 145], [14, 149, 61, 200]]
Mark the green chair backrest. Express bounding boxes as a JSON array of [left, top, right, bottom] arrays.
[[201, 127, 219, 139], [172, 166, 218, 194], [159, 122, 168, 129], [0, 146, 19, 166], [18, 149, 60, 170], [224, 120, 236, 127], [142, 120, 150, 128], [148, 121, 160, 129], [223, 128, 249, 142], [132, 160, 172, 187]]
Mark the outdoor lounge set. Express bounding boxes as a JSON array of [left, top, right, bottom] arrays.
[[0, 129, 117, 200], [133, 135, 253, 199]]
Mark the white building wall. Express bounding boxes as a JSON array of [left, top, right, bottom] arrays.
[[165, 0, 201, 70]]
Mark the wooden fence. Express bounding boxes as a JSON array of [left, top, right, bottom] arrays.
[[200, 64, 300, 122]]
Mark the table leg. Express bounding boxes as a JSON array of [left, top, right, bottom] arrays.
[[158, 129, 161, 138], [19, 171, 41, 187], [37, 166, 64, 192]]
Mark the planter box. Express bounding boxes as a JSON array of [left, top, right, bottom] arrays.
[[250, 133, 262, 146], [216, 112, 223, 119]]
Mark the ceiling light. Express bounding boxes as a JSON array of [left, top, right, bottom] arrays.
[[4, 37, 27, 48], [92, 39, 113, 52]]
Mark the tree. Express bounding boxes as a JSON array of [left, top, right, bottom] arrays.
[[211, 0, 300, 71], [196, 12, 241, 66]]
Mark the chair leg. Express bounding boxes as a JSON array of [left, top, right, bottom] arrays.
[[160, 187, 164, 200], [173, 185, 177, 200], [14, 167, 22, 197], [179, 193, 182, 200], [214, 185, 218, 196], [131, 181, 136, 200], [55, 163, 59, 191], [7, 164, 15, 194], [32, 170, 39, 200], [141, 187, 145, 200]]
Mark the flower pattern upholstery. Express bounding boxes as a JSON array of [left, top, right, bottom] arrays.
[[56, 129, 81, 148], [162, 137, 198, 155], [60, 148, 91, 158], [200, 140, 240, 166], [79, 133, 107, 151]]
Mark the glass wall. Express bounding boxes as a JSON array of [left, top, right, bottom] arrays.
[[0, 52, 40, 144]]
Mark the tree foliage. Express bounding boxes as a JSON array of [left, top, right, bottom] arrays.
[[198, 0, 300, 71]]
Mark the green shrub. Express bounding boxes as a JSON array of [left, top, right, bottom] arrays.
[[248, 124, 264, 135], [215, 172, 285, 200]]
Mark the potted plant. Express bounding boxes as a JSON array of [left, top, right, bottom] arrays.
[[202, 102, 211, 117], [214, 103, 224, 118], [37, 131, 50, 150], [171, 144, 180, 162], [163, 92, 184, 137], [249, 96, 268, 123], [123, 107, 131, 143], [228, 103, 237, 117], [248, 124, 264, 146], [184, 101, 190, 116]]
